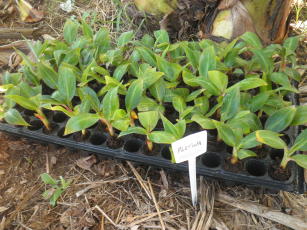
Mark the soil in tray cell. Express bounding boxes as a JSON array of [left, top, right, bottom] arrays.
[[124, 139, 143, 153], [42, 123, 58, 134], [73, 130, 91, 141], [142, 144, 160, 156], [106, 135, 124, 149], [268, 163, 291, 181], [223, 156, 245, 173]]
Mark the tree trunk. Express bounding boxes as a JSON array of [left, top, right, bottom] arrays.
[[138, 0, 294, 44]]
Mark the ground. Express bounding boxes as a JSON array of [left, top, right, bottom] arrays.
[[0, 0, 306, 230]]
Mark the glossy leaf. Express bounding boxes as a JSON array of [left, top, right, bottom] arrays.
[[139, 111, 159, 132], [221, 86, 240, 121], [58, 66, 76, 105], [255, 130, 286, 149], [63, 20, 79, 44], [238, 149, 257, 160], [5, 95, 38, 111], [149, 79, 166, 102], [154, 30, 169, 45], [4, 108, 30, 126], [213, 121, 238, 147], [102, 87, 119, 121], [253, 49, 273, 74], [41, 173, 57, 185], [283, 36, 299, 52], [241, 32, 262, 49], [119, 126, 147, 137], [136, 47, 156, 67], [265, 106, 296, 132], [125, 79, 143, 112], [148, 131, 177, 144], [289, 129, 307, 154], [191, 114, 215, 129], [199, 46, 216, 78], [114, 63, 129, 81], [208, 70, 228, 94], [291, 105, 307, 126], [64, 113, 100, 135], [194, 96, 209, 114], [249, 91, 271, 112], [37, 62, 58, 89], [239, 132, 260, 149], [291, 155, 307, 169], [172, 96, 186, 114], [117, 31, 134, 47], [182, 45, 200, 70], [232, 77, 267, 91]]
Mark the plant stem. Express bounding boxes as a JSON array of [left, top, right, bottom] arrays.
[[146, 138, 153, 152], [130, 110, 137, 127], [100, 118, 114, 136], [231, 147, 238, 164], [280, 149, 289, 169], [35, 109, 50, 130]]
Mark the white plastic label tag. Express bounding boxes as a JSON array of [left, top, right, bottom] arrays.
[[171, 131, 207, 163], [171, 131, 207, 206]]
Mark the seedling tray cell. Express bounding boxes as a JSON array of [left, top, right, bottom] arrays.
[[0, 113, 305, 193]]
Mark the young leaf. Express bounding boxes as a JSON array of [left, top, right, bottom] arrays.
[[78, 87, 100, 113], [58, 66, 76, 105], [102, 87, 119, 121], [154, 30, 169, 45], [288, 129, 307, 154], [208, 70, 228, 94], [265, 106, 296, 132], [182, 70, 199, 87], [199, 46, 216, 78], [182, 45, 200, 70], [221, 86, 240, 121], [149, 78, 166, 102], [81, 20, 93, 38], [113, 63, 129, 81], [41, 173, 57, 185], [270, 72, 298, 93], [291, 105, 307, 126], [252, 49, 273, 74], [50, 188, 63, 206], [117, 31, 134, 47], [148, 131, 177, 144], [255, 130, 286, 149], [139, 111, 159, 132], [213, 121, 238, 147], [291, 155, 307, 169], [156, 55, 181, 82], [141, 34, 155, 47], [238, 149, 257, 160], [5, 95, 38, 111], [239, 132, 260, 149], [119, 126, 147, 137], [125, 79, 144, 112], [191, 114, 215, 129], [194, 96, 209, 114], [231, 77, 267, 91], [240, 32, 262, 49], [37, 62, 58, 89], [249, 91, 271, 112], [172, 95, 186, 114], [63, 19, 79, 44], [64, 113, 100, 135], [4, 108, 30, 126], [283, 36, 299, 52]]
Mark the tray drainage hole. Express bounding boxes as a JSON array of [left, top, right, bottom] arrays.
[[246, 160, 266, 177], [161, 146, 171, 160], [90, 133, 107, 145], [53, 112, 67, 123], [57, 128, 71, 138], [202, 153, 221, 168], [124, 140, 142, 152], [270, 150, 284, 161], [28, 120, 43, 131]]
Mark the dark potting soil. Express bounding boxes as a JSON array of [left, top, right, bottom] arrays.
[[142, 144, 159, 156], [268, 163, 291, 181], [42, 123, 58, 135], [73, 130, 91, 142], [106, 136, 124, 149], [42, 82, 54, 95], [223, 157, 244, 173]]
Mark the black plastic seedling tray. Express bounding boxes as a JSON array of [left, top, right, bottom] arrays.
[[0, 109, 305, 193]]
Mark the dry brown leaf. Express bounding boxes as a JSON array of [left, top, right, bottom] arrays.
[[60, 207, 96, 230], [75, 155, 97, 172], [0, 207, 8, 213], [16, 0, 44, 23], [0, 40, 31, 68], [218, 0, 239, 10]]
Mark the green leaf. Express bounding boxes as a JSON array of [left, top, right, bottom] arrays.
[[182, 70, 199, 87], [4, 109, 30, 126], [241, 32, 262, 49], [191, 114, 215, 129], [182, 45, 200, 70], [117, 31, 134, 47], [186, 89, 205, 102], [148, 131, 177, 144], [156, 55, 181, 82], [149, 79, 166, 102], [291, 105, 307, 126], [289, 129, 307, 154], [125, 79, 144, 112], [213, 121, 238, 147], [94, 28, 110, 51], [199, 46, 216, 78], [136, 47, 156, 67], [172, 96, 186, 114], [5, 95, 38, 111], [63, 20, 79, 44], [270, 72, 298, 93], [141, 67, 164, 88], [291, 155, 307, 169], [232, 77, 267, 91], [239, 133, 260, 149], [102, 87, 119, 121], [141, 34, 155, 47], [283, 36, 299, 52], [41, 173, 57, 185], [249, 91, 271, 112], [58, 66, 76, 105], [252, 49, 273, 74], [208, 71, 228, 93], [221, 86, 240, 121], [64, 113, 100, 135], [139, 111, 159, 132], [119, 126, 147, 137], [78, 87, 100, 112], [113, 63, 129, 81], [194, 96, 209, 114], [238, 149, 257, 160], [174, 119, 186, 138], [50, 188, 63, 206], [81, 20, 93, 38], [154, 30, 169, 45], [192, 78, 220, 96], [255, 130, 286, 149], [265, 106, 296, 132], [37, 62, 58, 89]]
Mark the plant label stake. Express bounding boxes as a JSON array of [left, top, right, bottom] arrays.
[[171, 131, 207, 206]]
